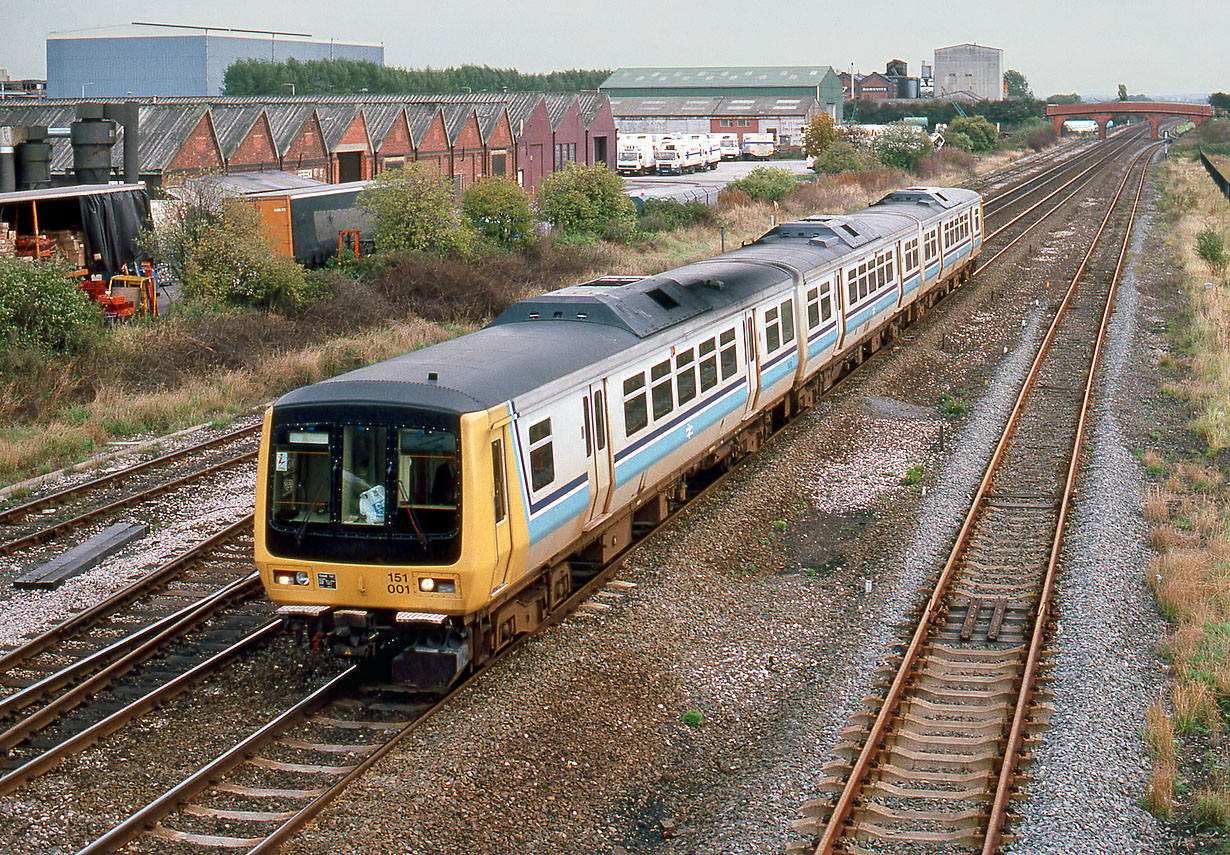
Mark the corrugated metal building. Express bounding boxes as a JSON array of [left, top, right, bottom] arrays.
[[605, 95, 823, 147], [601, 66, 843, 121], [46, 25, 383, 98], [932, 44, 1003, 102]]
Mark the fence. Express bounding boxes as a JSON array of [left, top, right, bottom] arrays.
[[1200, 148, 1230, 202]]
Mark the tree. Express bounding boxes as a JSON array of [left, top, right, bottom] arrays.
[[1118, 83, 1129, 102], [1210, 92, 1230, 112], [1004, 69, 1032, 99], [357, 163, 475, 256], [872, 123, 934, 171], [1047, 93, 1082, 105], [802, 113, 839, 159], [462, 177, 534, 249], [0, 258, 103, 355], [536, 163, 636, 242]]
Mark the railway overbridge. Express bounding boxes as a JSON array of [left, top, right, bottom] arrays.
[[1045, 101, 1214, 139]]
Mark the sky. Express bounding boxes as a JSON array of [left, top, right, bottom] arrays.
[[5, 0, 1228, 99]]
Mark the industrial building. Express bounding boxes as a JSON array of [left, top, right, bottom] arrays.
[[46, 25, 384, 98], [0, 93, 616, 194], [932, 43, 1003, 102], [605, 95, 823, 148], [601, 66, 843, 122]]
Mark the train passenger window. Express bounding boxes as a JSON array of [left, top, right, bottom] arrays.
[[720, 329, 737, 379], [820, 282, 832, 321], [886, 254, 894, 283], [341, 426, 387, 526], [780, 299, 794, 343], [582, 400, 592, 457], [651, 359, 673, 419], [765, 307, 780, 352], [492, 439, 506, 523], [624, 374, 648, 437], [699, 339, 718, 391], [676, 349, 697, 404], [847, 269, 858, 304], [806, 288, 819, 329], [528, 418, 554, 492]]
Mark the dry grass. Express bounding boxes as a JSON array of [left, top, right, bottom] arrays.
[[1173, 678, 1222, 736], [1194, 785, 1230, 830], [1145, 693, 1177, 763], [1143, 762, 1177, 820], [1144, 486, 1173, 523]]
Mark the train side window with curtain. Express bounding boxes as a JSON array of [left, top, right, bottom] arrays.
[[720, 329, 737, 379], [676, 348, 697, 404], [780, 299, 794, 343], [528, 418, 554, 492], [624, 374, 648, 437], [699, 338, 718, 391], [651, 359, 673, 419]]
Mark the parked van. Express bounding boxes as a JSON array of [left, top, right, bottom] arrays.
[[741, 133, 776, 159], [616, 137, 656, 175], [718, 133, 740, 159], [687, 134, 721, 170]]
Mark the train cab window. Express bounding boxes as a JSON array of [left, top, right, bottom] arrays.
[[492, 439, 506, 524], [780, 299, 794, 344], [624, 373, 648, 436], [651, 359, 673, 419], [806, 288, 820, 329], [699, 338, 718, 391], [676, 349, 697, 404], [720, 328, 737, 379], [528, 418, 554, 492], [271, 429, 332, 525], [396, 427, 459, 534], [765, 306, 781, 352], [341, 426, 387, 526]]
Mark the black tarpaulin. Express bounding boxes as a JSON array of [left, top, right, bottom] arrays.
[[78, 188, 152, 276]]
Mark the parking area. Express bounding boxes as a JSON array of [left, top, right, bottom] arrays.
[[622, 159, 811, 204]]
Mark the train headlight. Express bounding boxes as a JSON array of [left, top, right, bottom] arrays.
[[294, 571, 310, 586], [419, 577, 436, 592], [274, 569, 312, 586]]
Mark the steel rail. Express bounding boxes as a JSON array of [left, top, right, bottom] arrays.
[[0, 571, 263, 750], [0, 449, 257, 555], [0, 514, 255, 678], [0, 422, 260, 524], [980, 143, 1159, 855], [813, 140, 1158, 854], [0, 620, 281, 798]]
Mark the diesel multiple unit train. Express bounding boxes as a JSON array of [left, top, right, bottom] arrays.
[[255, 186, 983, 687]]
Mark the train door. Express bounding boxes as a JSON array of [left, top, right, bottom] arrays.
[[490, 430, 513, 591], [581, 381, 614, 528], [742, 310, 762, 419]]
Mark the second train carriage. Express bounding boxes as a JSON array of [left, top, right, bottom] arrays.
[[255, 186, 983, 687]]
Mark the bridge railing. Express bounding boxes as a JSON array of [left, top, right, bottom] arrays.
[[1199, 148, 1230, 202]]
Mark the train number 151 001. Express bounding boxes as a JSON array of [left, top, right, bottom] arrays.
[[387, 571, 412, 594]]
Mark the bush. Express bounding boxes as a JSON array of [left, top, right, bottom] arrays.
[[948, 116, 998, 152], [811, 141, 865, 174], [358, 162, 476, 256], [461, 176, 534, 250], [944, 130, 976, 152], [141, 185, 314, 311], [536, 163, 636, 242], [0, 258, 104, 355], [802, 114, 839, 159], [1026, 125, 1058, 151], [872, 123, 934, 171], [727, 167, 799, 202], [636, 198, 713, 233], [1197, 228, 1229, 273]]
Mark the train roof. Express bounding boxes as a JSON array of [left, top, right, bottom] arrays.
[[274, 320, 640, 413]]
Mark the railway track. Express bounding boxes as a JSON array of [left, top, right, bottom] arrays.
[[0, 517, 271, 796], [0, 140, 1153, 853], [790, 139, 1160, 854], [0, 422, 260, 556]]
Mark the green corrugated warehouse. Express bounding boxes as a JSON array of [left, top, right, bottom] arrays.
[[600, 66, 844, 121]]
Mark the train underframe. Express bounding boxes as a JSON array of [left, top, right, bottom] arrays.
[[282, 263, 976, 689]]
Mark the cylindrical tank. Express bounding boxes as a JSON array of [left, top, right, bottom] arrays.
[[15, 128, 52, 190], [71, 113, 117, 185]]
